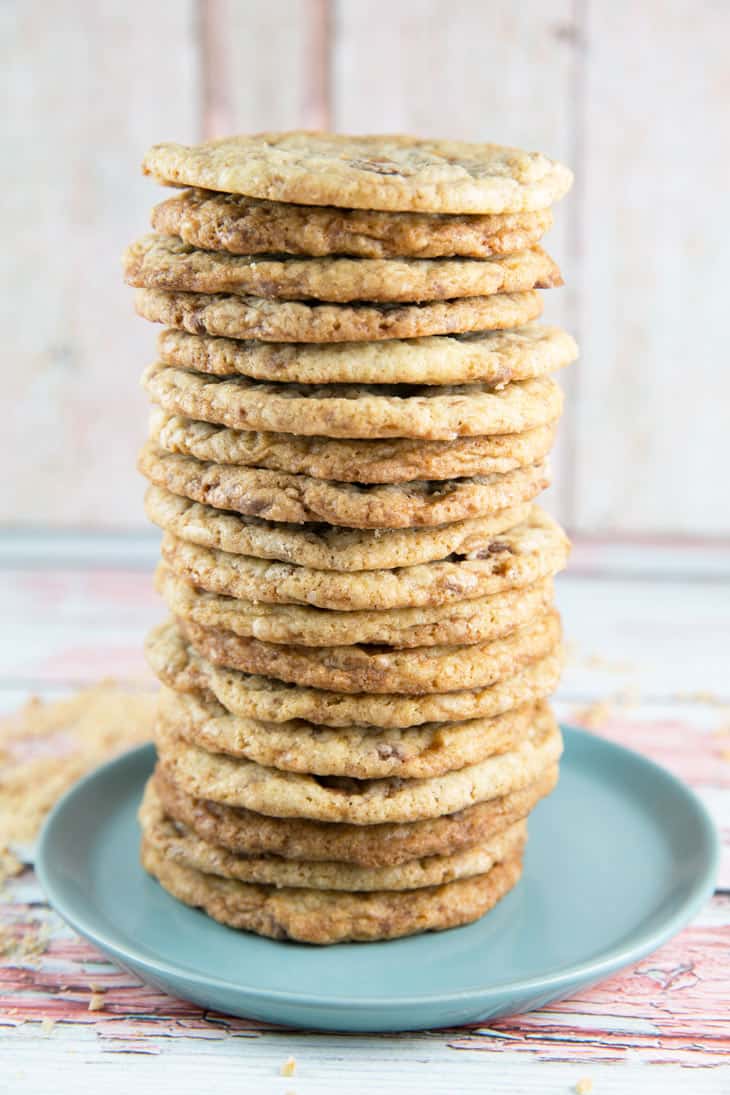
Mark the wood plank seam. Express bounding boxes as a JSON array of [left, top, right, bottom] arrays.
[[307, 0, 333, 129], [198, 0, 230, 139], [561, 0, 587, 529]]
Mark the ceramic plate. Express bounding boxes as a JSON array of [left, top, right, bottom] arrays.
[[36, 727, 718, 1032]]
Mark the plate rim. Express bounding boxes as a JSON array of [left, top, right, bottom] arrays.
[[35, 726, 720, 1011]]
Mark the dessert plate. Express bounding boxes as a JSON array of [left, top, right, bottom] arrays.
[[36, 727, 718, 1032]]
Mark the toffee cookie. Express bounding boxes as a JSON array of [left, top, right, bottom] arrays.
[[150, 412, 556, 484], [152, 189, 554, 259], [157, 508, 570, 611], [139, 442, 550, 529], [142, 132, 573, 214], [158, 685, 540, 779], [141, 839, 524, 943], [156, 563, 554, 649], [153, 763, 559, 867], [135, 287, 544, 342], [143, 363, 563, 441], [144, 485, 532, 572], [147, 620, 564, 729], [154, 702, 562, 823], [156, 324, 577, 387], [174, 608, 561, 694], [140, 782, 527, 891], [125, 234, 561, 303]]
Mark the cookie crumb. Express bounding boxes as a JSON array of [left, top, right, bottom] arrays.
[[571, 699, 612, 729], [88, 991, 106, 1012], [41, 1017, 56, 1035], [678, 690, 722, 704], [280, 1057, 297, 1077], [0, 684, 156, 874], [574, 1078, 593, 1094]]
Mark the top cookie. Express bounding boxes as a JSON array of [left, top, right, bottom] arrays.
[[142, 132, 573, 214]]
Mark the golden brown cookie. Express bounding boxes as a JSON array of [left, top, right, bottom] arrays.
[[156, 563, 554, 649], [158, 508, 569, 611], [158, 685, 540, 779], [152, 189, 554, 259], [146, 619, 563, 729], [141, 838, 523, 943], [144, 486, 533, 572], [156, 324, 577, 386], [153, 764, 558, 867], [175, 609, 560, 694], [135, 287, 543, 342], [125, 234, 561, 303], [139, 443, 550, 529], [142, 133, 573, 214], [140, 781, 527, 891], [150, 410, 557, 484], [154, 703, 562, 823], [143, 363, 563, 441]]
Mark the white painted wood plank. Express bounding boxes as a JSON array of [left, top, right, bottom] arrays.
[[0, 568, 158, 684], [557, 573, 730, 701], [199, 0, 330, 136], [0, 530, 161, 569], [574, 0, 730, 535], [3, 1026, 728, 1095], [569, 536, 730, 580], [332, 0, 580, 526], [1, 1, 199, 530]]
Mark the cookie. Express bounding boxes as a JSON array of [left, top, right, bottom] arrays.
[[141, 838, 523, 943], [158, 508, 569, 610], [141, 133, 573, 214], [157, 324, 578, 386], [143, 363, 563, 441], [158, 685, 539, 779], [153, 763, 558, 867], [175, 609, 560, 694], [140, 781, 527, 891], [154, 703, 561, 823], [139, 443, 550, 529], [150, 411, 556, 483], [147, 620, 563, 729], [135, 287, 543, 342], [145, 486, 533, 572], [152, 189, 554, 259], [125, 235, 561, 304], [156, 563, 554, 648]]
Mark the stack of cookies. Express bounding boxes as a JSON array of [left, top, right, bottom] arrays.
[[124, 133, 576, 944]]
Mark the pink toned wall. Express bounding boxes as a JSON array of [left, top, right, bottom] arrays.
[[3, 0, 727, 536]]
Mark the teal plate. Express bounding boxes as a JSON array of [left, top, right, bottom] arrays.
[[37, 727, 718, 1032]]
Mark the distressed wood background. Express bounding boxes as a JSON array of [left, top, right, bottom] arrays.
[[3, 0, 728, 537]]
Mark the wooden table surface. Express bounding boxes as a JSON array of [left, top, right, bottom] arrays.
[[1, 533, 728, 1094]]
